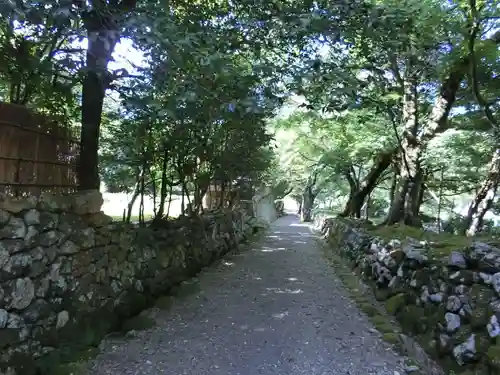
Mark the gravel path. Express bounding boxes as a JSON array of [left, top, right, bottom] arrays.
[[87, 215, 408, 375]]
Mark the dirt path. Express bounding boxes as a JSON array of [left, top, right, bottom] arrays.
[[86, 215, 408, 375]]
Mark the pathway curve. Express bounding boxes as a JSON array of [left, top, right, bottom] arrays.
[[87, 215, 408, 375]]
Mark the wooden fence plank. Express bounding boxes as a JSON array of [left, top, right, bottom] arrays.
[[0, 101, 80, 196]]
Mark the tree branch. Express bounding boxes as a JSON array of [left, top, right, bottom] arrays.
[[467, 0, 499, 129]]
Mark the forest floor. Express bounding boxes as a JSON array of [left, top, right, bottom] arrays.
[[80, 215, 414, 375]]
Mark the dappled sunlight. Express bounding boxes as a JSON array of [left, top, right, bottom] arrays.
[[257, 247, 288, 252], [272, 311, 289, 319], [221, 260, 235, 266], [293, 240, 307, 244], [264, 287, 303, 295], [285, 277, 304, 284], [289, 223, 310, 228]]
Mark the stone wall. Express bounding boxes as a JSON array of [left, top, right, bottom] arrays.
[[252, 186, 277, 224], [313, 214, 500, 375], [0, 191, 259, 375]]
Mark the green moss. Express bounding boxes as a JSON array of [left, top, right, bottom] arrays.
[[51, 362, 87, 375], [454, 365, 490, 375], [317, 222, 499, 375], [470, 305, 491, 329], [154, 295, 175, 310], [366, 225, 488, 262], [359, 301, 379, 317], [34, 347, 99, 375], [371, 315, 398, 333], [120, 314, 156, 333], [486, 344, 500, 369], [475, 333, 492, 356], [386, 293, 407, 315], [170, 279, 201, 299], [454, 326, 473, 344], [382, 332, 401, 345], [398, 306, 428, 334], [374, 288, 390, 301], [48, 348, 99, 375]]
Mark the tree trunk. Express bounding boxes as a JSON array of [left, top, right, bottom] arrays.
[[389, 166, 398, 204], [300, 171, 321, 222], [297, 199, 302, 215], [383, 32, 494, 224], [363, 194, 371, 219], [155, 149, 169, 218], [385, 70, 421, 225], [78, 2, 137, 190], [465, 149, 500, 236], [300, 190, 315, 222], [166, 185, 173, 218], [181, 184, 185, 215], [340, 150, 395, 218], [126, 189, 139, 223], [406, 169, 425, 226], [126, 167, 143, 223], [79, 18, 119, 189]]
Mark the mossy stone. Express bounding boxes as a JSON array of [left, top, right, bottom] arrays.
[[449, 270, 475, 285], [454, 326, 473, 344], [410, 269, 429, 289], [455, 364, 490, 375], [470, 305, 491, 329], [371, 315, 396, 333], [487, 344, 500, 369], [360, 302, 379, 317], [382, 332, 401, 345], [475, 333, 491, 355], [386, 293, 407, 315], [155, 295, 174, 310], [470, 284, 495, 303], [398, 305, 426, 334], [120, 314, 156, 333], [374, 288, 390, 301]]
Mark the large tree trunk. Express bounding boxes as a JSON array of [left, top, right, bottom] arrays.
[[340, 150, 395, 218], [385, 70, 421, 225], [300, 172, 320, 222], [78, 1, 137, 190], [465, 149, 500, 236], [300, 189, 316, 222], [386, 145, 424, 225]]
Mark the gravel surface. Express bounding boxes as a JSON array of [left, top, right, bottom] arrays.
[[86, 215, 409, 375]]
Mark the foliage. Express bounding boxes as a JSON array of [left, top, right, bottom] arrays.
[[0, 0, 499, 232]]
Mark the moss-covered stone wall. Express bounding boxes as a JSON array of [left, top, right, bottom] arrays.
[[313, 214, 500, 375], [0, 190, 259, 375]]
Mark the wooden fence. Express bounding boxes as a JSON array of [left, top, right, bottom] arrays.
[[0, 102, 80, 197]]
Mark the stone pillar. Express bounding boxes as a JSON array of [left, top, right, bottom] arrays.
[[252, 186, 277, 224]]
